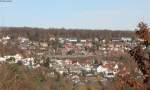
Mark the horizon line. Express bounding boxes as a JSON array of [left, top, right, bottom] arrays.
[[0, 26, 134, 31]]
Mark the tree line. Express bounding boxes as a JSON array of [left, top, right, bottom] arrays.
[[0, 27, 135, 41]]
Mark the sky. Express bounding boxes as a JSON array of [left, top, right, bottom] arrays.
[[0, 0, 150, 30]]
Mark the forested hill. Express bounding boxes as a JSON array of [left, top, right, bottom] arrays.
[[0, 27, 135, 41]]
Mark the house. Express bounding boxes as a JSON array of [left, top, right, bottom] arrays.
[[0, 57, 6, 62], [97, 65, 108, 73], [76, 43, 83, 47], [121, 37, 132, 42], [80, 39, 86, 43], [69, 66, 81, 74], [2, 36, 10, 40], [114, 64, 119, 69], [71, 75, 80, 84], [104, 70, 115, 78], [3, 54, 23, 63], [65, 59, 72, 65], [56, 68, 68, 75], [40, 42, 48, 47], [49, 37, 55, 41], [83, 64, 92, 72], [23, 58, 34, 66], [18, 37, 29, 43], [102, 39, 106, 43], [85, 42, 92, 48], [96, 65, 116, 78], [65, 38, 77, 42], [94, 38, 99, 42], [112, 38, 120, 42], [58, 38, 65, 44]]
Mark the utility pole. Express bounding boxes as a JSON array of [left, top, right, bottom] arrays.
[[0, 0, 12, 31]]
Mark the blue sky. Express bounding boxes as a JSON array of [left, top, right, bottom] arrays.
[[0, 0, 150, 30]]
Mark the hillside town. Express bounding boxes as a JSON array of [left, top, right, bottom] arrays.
[[0, 34, 142, 88]]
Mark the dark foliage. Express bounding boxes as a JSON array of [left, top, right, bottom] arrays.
[[0, 27, 134, 41]]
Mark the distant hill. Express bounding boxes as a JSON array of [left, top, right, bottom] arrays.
[[0, 27, 135, 41]]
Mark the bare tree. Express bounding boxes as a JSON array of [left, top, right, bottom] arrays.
[[129, 22, 150, 89]]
